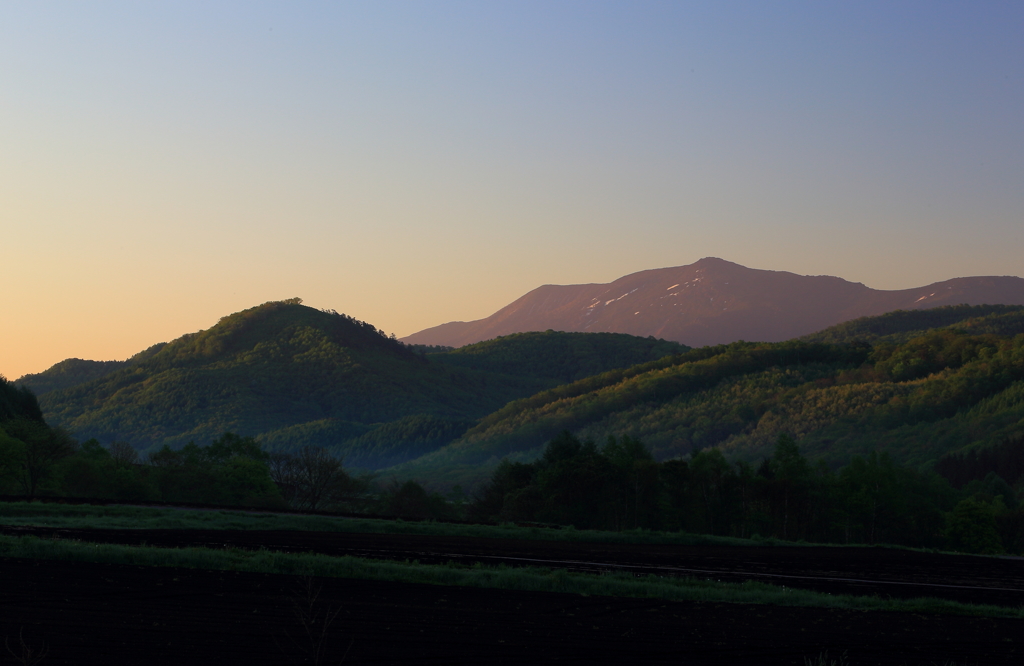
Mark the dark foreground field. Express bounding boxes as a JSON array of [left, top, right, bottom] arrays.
[[2, 556, 1022, 666], [4, 524, 1024, 607]]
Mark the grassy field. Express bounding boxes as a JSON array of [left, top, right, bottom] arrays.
[[0, 533, 1019, 620], [0, 500, 772, 547]]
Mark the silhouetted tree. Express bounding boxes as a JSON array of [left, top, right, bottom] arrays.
[[381, 479, 451, 519], [1, 418, 77, 498], [272, 447, 365, 511], [944, 496, 1004, 554], [770, 434, 811, 539], [108, 441, 139, 468]]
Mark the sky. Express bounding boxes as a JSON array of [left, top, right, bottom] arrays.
[[2, 1, 1023, 379]]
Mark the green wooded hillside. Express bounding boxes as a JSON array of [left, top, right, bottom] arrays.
[[30, 301, 687, 465], [37, 300, 553, 453], [17, 343, 168, 396], [427, 331, 687, 383], [257, 414, 474, 470], [390, 310, 1024, 488], [801, 304, 1024, 344]]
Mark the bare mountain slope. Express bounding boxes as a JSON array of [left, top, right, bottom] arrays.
[[403, 258, 1024, 348]]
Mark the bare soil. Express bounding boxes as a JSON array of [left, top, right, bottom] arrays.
[[1, 556, 1022, 665], [3, 525, 1023, 607]]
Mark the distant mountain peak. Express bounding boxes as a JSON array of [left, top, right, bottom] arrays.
[[402, 259, 1024, 348]]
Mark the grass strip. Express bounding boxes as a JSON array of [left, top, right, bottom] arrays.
[[0, 501, 770, 547], [1, 534, 1019, 620]]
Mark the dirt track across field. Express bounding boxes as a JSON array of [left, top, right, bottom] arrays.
[[3, 525, 1023, 607], [1, 556, 1022, 665]]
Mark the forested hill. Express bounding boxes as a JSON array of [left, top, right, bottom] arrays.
[[427, 331, 687, 383], [29, 301, 691, 467], [36, 300, 555, 453], [801, 304, 1024, 344], [390, 323, 1024, 489]]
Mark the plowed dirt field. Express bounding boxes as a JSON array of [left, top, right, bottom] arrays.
[[2, 527, 1023, 664], [3, 525, 1023, 606]]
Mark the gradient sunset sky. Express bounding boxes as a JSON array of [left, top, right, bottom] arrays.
[[3, 1, 1023, 379]]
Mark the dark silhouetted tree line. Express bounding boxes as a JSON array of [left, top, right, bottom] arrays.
[[469, 431, 1024, 554]]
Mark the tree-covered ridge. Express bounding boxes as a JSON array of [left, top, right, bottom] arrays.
[[394, 342, 863, 470], [801, 304, 1024, 345], [427, 331, 687, 383], [38, 300, 554, 452], [132, 298, 418, 370], [16, 343, 168, 396], [18, 359, 127, 396], [390, 329, 1024, 488]]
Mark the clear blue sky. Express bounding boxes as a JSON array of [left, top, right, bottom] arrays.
[[3, 1, 1023, 377]]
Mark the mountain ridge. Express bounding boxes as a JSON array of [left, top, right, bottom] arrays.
[[402, 258, 1024, 347]]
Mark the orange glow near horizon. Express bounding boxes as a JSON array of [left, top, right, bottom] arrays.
[[3, 3, 1023, 380]]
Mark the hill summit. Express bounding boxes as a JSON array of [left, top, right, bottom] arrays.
[[402, 258, 1024, 348], [34, 299, 548, 453], [24, 300, 687, 467]]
